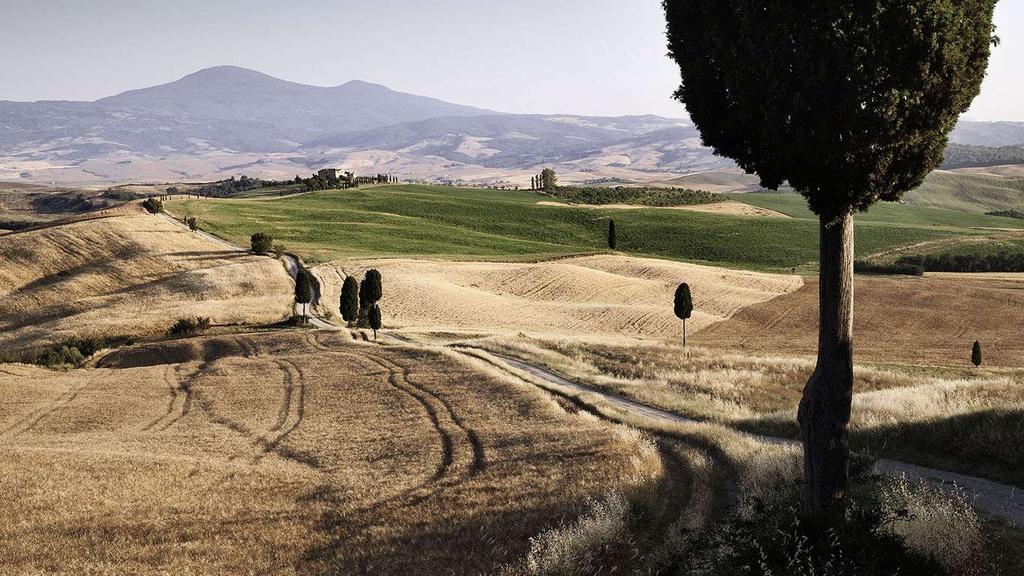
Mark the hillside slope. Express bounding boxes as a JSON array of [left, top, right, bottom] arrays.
[[0, 204, 293, 351]]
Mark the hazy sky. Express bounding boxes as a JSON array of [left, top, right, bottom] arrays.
[[2, 0, 1021, 120]]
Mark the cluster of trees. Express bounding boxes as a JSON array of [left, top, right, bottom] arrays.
[[987, 210, 1024, 220], [852, 260, 924, 276], [530, 168, 557, 192], [942, 144, 1024, 169], [141, 198, 164, 214], [297, 172, 357, 191], [194, 176, 265, 198], [372, 174, 399, 184], [549, 186, 722, 207], [340, 269, 384, 338], [896, 252, 1024, 273]]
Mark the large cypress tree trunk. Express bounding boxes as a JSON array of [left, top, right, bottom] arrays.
[[798, 212, 855, 513]]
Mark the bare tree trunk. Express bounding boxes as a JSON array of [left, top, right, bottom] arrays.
[[798, 212, 855, 514], [683, 318, 687, 347]]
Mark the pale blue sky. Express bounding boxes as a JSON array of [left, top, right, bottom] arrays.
[[1, 0, 1021, 120]]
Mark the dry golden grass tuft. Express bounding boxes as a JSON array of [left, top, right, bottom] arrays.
[[0, 331, 660, 575], [0, 205, 294, 351], [313, 254, 802, 341]]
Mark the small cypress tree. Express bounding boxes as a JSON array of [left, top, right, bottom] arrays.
[[295, 268, 312, 323], [340, 276, 359, 324], [368, 304, 382, 339], [674, 283, 694, 347], [608, 220, 617, 250], [972, 341, 983, 368]]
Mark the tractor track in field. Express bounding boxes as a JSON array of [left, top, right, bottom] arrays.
[[307, 333, 486, 488], [1, 373, 102, 437]]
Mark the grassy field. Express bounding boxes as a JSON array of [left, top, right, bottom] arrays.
[[167, 184, 995, 271], [0, 331, 660, 575]]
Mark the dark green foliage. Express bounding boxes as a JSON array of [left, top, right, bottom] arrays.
[[943, 144, 1024, 170], [540, 168, 557, 192], [897, 252, 1024, 273], [986, 210, 1024, 220], [608, 219, 617, 250], [368, 304, 382, 339], [0, 337, 130, 368], [250, 232, 273, 255], [359, 269, 383, 312], [295, 268, 313, 310], [340, 276, 360, 323], [195, 175, 265, 198], [185, 216, 198, 231], [141, 198, 164, 214], [549, 186, 721, 207], [972, 341, 983, 367], [853, 260, 924, 276], [674, 283, 693, 320], [168, 317, 211, 337], [101, 189, 144, 201], [663, 0, 998, 219]]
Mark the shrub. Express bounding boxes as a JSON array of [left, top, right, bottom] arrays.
[[854, 260, 925, 276], [897, 252, 1024, 273], [168, 317, 211, 337], [141, 198, 164, 214], [548, 186, 722, 207], [185, 216, 198, 231], [101, 189, 143, 201], [250, 232, 273, 255]]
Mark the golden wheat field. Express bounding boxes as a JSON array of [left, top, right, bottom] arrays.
[[0, 204, 294, 351], [701, 273, 1024, 367], [0, 331, 663, 575], [313, 255, 803, 341]]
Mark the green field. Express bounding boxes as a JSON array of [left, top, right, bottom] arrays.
[[168, 184, 1006, 271]]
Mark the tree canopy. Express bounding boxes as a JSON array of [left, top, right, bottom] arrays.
[[674, 283, 693, 320], [664, 0, 998, 219]]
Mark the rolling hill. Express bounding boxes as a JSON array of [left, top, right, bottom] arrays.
[[4, 66, 1021, 186]]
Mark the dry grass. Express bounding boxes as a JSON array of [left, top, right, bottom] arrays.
[[474, 336, 1024, 485], [312, 254, 802, 341], [0, 331, 659, 575], [0, 204, 294, 351], [701, 273, 1024, 367]]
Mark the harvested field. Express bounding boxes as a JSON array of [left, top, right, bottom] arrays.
[[0, 331, 659, 575], [0, 204, 294, 351], [701, 273, 1024, 367], [315, 254, 802, 340]]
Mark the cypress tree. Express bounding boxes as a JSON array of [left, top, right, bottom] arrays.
[[359, 269, 383, 320], [972, 341, 983, 368], [294, 268, 313, 323], [665, 0, 998, 512], [368, 304, 383, 340], [340, 276, 360, 324], [674, 283, 694, 347], [608, 220, 617, 250]]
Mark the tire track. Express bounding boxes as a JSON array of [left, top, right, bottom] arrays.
[[2, 372, 101, 437], [142, 364, 182, 431], [308, 333, 482, 487]]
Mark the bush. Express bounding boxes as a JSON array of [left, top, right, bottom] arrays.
[[985, 210, 1024, 220], [168, 317, 211, 337], [101, 189, 143, 201], [854, 260, 925, 276], [141, 198, 164, 214], [547, 186, 723, 207], [897, 252, 1024, 273], [250, 232, 273, 255], [185, 216, 198, 231]]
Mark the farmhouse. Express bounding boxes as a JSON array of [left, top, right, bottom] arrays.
[[317, 168, 343, 181]]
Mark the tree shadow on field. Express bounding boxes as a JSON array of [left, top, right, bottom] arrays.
[[850, 408, 1024, 488], [295, 485, 599, 576]]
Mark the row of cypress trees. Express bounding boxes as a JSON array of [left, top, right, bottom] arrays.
[[340, 270, 384, 338]]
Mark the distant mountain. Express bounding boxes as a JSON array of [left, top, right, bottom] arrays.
[[1, 66, 1021, 185], [950, 121, 1024, 147], [98, 66, 493, 140]]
